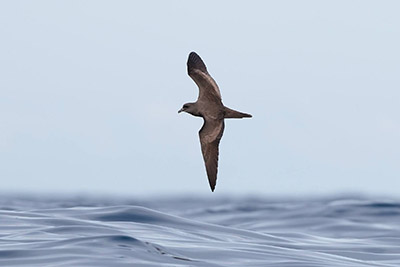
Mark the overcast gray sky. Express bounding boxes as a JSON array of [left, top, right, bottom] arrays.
[[1, 1, 399, 197]]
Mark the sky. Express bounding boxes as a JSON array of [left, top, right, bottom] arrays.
[[0, 1, 399, 197]]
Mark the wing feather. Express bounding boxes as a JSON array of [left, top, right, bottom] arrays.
[[187, 52, 222, 102], [199, 118, 224, 192]]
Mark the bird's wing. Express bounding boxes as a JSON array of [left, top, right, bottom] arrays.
[[199, 118, 225, 192], [187, 52, 222, 103]]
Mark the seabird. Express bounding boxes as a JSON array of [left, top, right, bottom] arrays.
[[178, 52, 252, 192]]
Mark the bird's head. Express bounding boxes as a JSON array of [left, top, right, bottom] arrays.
[[178, 102, 199, 116]]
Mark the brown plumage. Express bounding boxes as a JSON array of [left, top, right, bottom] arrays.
[[178, 52, 252, 192]]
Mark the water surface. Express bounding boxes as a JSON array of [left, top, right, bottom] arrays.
[[1, 195, 399, 266]]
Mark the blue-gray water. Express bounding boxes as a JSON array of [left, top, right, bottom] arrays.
[[1, 195, 400, 266]]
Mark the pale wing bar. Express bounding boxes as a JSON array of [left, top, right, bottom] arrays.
[[187, 52, 222, 102]]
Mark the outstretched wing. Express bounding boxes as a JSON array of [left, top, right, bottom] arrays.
[[199, 118, 225, 192], [187, 52, 222, 103]]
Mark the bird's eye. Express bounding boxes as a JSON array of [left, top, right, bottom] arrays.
[[183, 105, 188, 109]]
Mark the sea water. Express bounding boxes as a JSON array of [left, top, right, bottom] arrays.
[[1, 194, 399, 266]]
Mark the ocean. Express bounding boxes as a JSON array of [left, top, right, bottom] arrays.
[[1, 194, 399, 266]]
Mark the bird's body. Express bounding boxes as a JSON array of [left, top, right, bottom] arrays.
[[179, 52, 252, 192]]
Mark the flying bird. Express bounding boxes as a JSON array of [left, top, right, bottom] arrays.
[[178, 52, 252, 192]]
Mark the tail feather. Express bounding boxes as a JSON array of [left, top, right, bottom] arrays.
[[224, 107, 252, 119]]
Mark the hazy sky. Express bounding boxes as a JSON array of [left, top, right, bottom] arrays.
[[1, 1, 399, 197]]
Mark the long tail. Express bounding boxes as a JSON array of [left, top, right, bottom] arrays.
[[224, 107, 252, 119]]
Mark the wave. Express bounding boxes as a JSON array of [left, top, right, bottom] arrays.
[[0, 196, 399, 266]]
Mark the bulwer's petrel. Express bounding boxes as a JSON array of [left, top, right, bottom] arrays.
[[178, 52, 252, 192]]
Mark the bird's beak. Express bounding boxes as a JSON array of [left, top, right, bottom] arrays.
[[178, 108, 184, 113]]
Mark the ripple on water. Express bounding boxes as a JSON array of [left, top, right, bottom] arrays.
[[0, 196, 399, 267]]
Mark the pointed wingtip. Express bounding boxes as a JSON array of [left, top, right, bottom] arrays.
[[209, 180, 216, 192], [210, 179, 216, 192], [207, 171, 217, 192], [187, 51, 207, 73]]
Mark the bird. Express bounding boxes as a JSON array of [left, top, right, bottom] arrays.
[[178, 52, 252, 192]]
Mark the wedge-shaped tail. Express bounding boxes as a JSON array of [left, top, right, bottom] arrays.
[[224, 107, 252, 119]]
